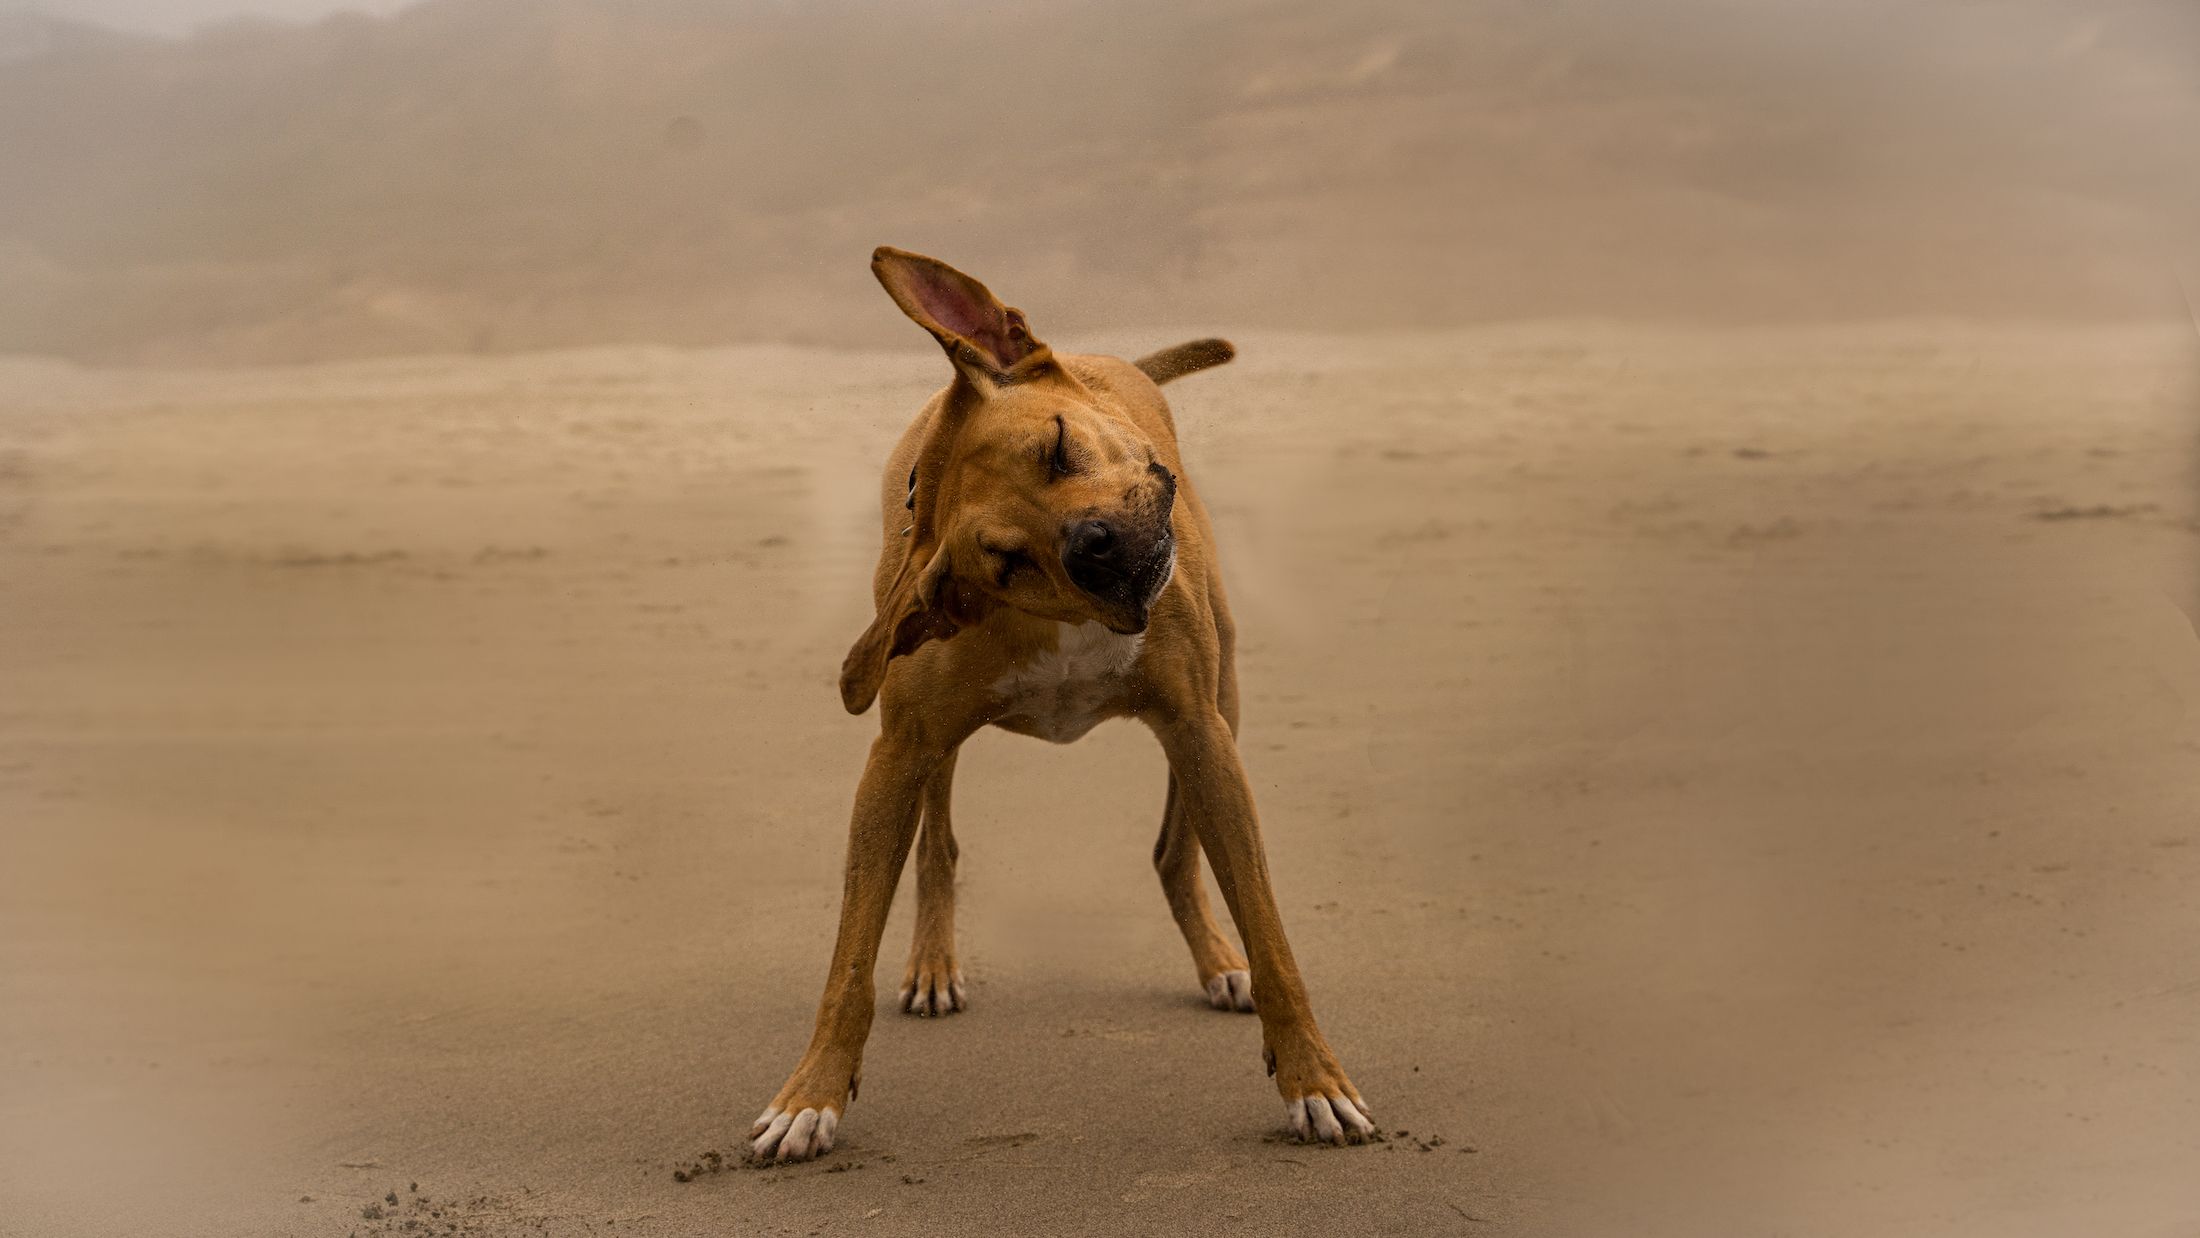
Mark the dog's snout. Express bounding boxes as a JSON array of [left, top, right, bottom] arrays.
[[1065, 518, 1120, 569], [1061, 508, 1175, 628]]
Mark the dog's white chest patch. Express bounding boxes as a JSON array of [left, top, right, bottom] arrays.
[[989, 622, 1142, 744]]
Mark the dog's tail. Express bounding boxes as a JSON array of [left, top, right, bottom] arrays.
[[1135, 338, 1236, 385]]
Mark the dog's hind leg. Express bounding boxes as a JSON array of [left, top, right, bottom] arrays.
[[899, 747, 965, 1015], [1156, 774, 1254, 1011], [1159, 598, 1253, 1010]]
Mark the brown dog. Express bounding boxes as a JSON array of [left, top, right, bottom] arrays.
[[746, 247, 1371, 1161]]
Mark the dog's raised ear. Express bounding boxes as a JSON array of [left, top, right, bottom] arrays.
[[838, 540, 991, 715], [872, 246, 1051, 386]]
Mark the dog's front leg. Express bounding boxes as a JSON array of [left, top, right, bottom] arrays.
[[1155, 709, 1375, 1145], [749, 723, 946, 1162]]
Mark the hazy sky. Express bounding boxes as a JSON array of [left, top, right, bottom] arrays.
[[24, 0, 414, 35], [5, 0, 2191, 363]]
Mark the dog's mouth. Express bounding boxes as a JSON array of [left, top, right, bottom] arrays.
[[1065, 531, 1175, 633]]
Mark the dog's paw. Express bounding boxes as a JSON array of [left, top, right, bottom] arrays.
[[899, 954, 965, 1016], [750, 1102, 840, 1162], [1203, 969, 1254, 1012], [749, 1064, 853, 1163], [1269, 1035, 1373, 1146], [1285, 1092, 1376, 1145]]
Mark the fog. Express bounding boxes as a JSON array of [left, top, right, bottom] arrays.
[[3, 5, 2197, 1237], [3, 0, 2195, 363], [11, 0, 412, 37]]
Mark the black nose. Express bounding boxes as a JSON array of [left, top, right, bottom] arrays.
[[1064, 518, 1120, 569]]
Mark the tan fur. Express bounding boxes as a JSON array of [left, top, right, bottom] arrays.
[[748, 248, 1369, 1163]]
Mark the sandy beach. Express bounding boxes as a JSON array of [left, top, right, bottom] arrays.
[[3, 322, 2196, 1236]]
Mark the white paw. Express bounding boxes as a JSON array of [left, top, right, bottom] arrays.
[[749, 1104, 839, 1162], [1204, 969, 1254, 1012], [899, 968, 966, 1016], [1286, 1093, 1375, 1145]]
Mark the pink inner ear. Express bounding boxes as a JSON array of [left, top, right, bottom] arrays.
[[905, 268, 1033, 371], [908, 272, 993, 344]]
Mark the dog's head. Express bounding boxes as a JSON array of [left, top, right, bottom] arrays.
[[839, 247, 1179, 714]]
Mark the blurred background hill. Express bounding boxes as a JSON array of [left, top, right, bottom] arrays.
[[2, 0, 2195, 364]]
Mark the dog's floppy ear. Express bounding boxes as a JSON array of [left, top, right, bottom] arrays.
[[872, 246, 1051, 385], [838, 541, 991, 715]]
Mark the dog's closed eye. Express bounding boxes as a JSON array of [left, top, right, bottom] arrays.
[[1046, 415, 1077, 479]]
